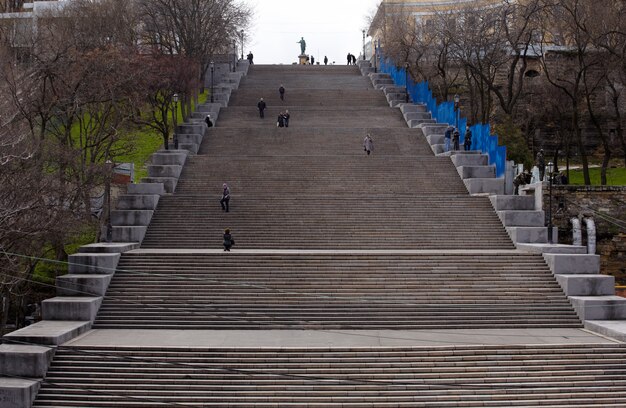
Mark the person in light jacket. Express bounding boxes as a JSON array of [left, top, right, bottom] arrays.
[[220, 183, 230, 212], [363, 134, 374, 155], [444, 126, 453, 152]]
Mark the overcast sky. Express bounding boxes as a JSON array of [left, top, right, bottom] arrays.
[[243, 0, 381, 65]]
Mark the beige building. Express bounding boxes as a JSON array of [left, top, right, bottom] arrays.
[[368, 0, 504, 52], [0, 1, 66, 50]]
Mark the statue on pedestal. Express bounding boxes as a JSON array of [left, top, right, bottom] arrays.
[[297, 37, 306, 55]]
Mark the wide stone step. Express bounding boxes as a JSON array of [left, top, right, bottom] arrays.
[[216, 106, 409, 128], [33, 344, 626, 407], [199, 127, 434, 156], [228, 89, 388, 107]]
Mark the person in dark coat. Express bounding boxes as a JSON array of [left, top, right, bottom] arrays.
[[279, 85, 285, 101], [277, 112, 285, 128], [311, 56, 315, 64], [452, 128, 460, 151], [247, 52, 254, 64], [347, 53, 352, 65], [283, 110, 290, 127], [220, 183, 230, 212], [352, 54, 357, 65], [223, 228, 235, 252], [324, 56, 328, 65], [257, 98, 266, 118], [205, 115, 213, 128], [464, 126, 472, 151], [536, 149, 546, 181]]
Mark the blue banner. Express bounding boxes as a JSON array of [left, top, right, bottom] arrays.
[[378, 57, 506, 177]]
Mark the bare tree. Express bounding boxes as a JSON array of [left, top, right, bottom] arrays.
[[538, 0, 601, 185], [445, 0, 543, 122], [0, 0, 147, 332], [134, 54, 200, 149], [137, 0, 251, 108], [590, 1, 626, 167]]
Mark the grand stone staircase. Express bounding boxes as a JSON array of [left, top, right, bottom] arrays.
[[18, 64, 626, 407], [141, 66, 514, 250], [93, 253, 580, 329]]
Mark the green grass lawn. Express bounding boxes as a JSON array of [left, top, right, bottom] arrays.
[[569, 167, 626, 186], [117, 91, 209, 182]]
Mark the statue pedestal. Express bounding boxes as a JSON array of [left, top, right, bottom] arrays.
[[298, 54, 309, 65]]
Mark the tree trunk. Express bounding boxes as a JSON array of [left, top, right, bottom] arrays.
[[1, 289, 9, 336], [572, 107, 591, 185], [601, 146, 611, 185], [612, 98, 626, 167]]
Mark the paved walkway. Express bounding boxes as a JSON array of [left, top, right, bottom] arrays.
[[65, 328, 618, 348]]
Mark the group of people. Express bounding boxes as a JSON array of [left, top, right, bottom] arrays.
[[346, 53, 357, 65], [256, 85, 292, 127], [277, 111, 290, 127], [444, 125, 473, 152]]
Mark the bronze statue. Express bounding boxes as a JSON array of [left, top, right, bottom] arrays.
[[297, 37, 306, 55]]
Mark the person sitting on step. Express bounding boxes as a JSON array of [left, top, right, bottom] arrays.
[[223, 228, 235, 252]]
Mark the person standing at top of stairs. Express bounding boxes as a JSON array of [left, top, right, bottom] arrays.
[[257, 98, 266, 118]]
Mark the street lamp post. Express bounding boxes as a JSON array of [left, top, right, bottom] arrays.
[[105, 160, 113, 243], [233, 40, 237, 72], [374, 40, 378, 73], [362, 30, 366, 61], [172, 93, 179, 150], [454, 94, 460, 130], [210, 62, 215, 103], [405, 62, 410, 103], [547, 161, 554, 244], [240, 30, 244, 61]]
